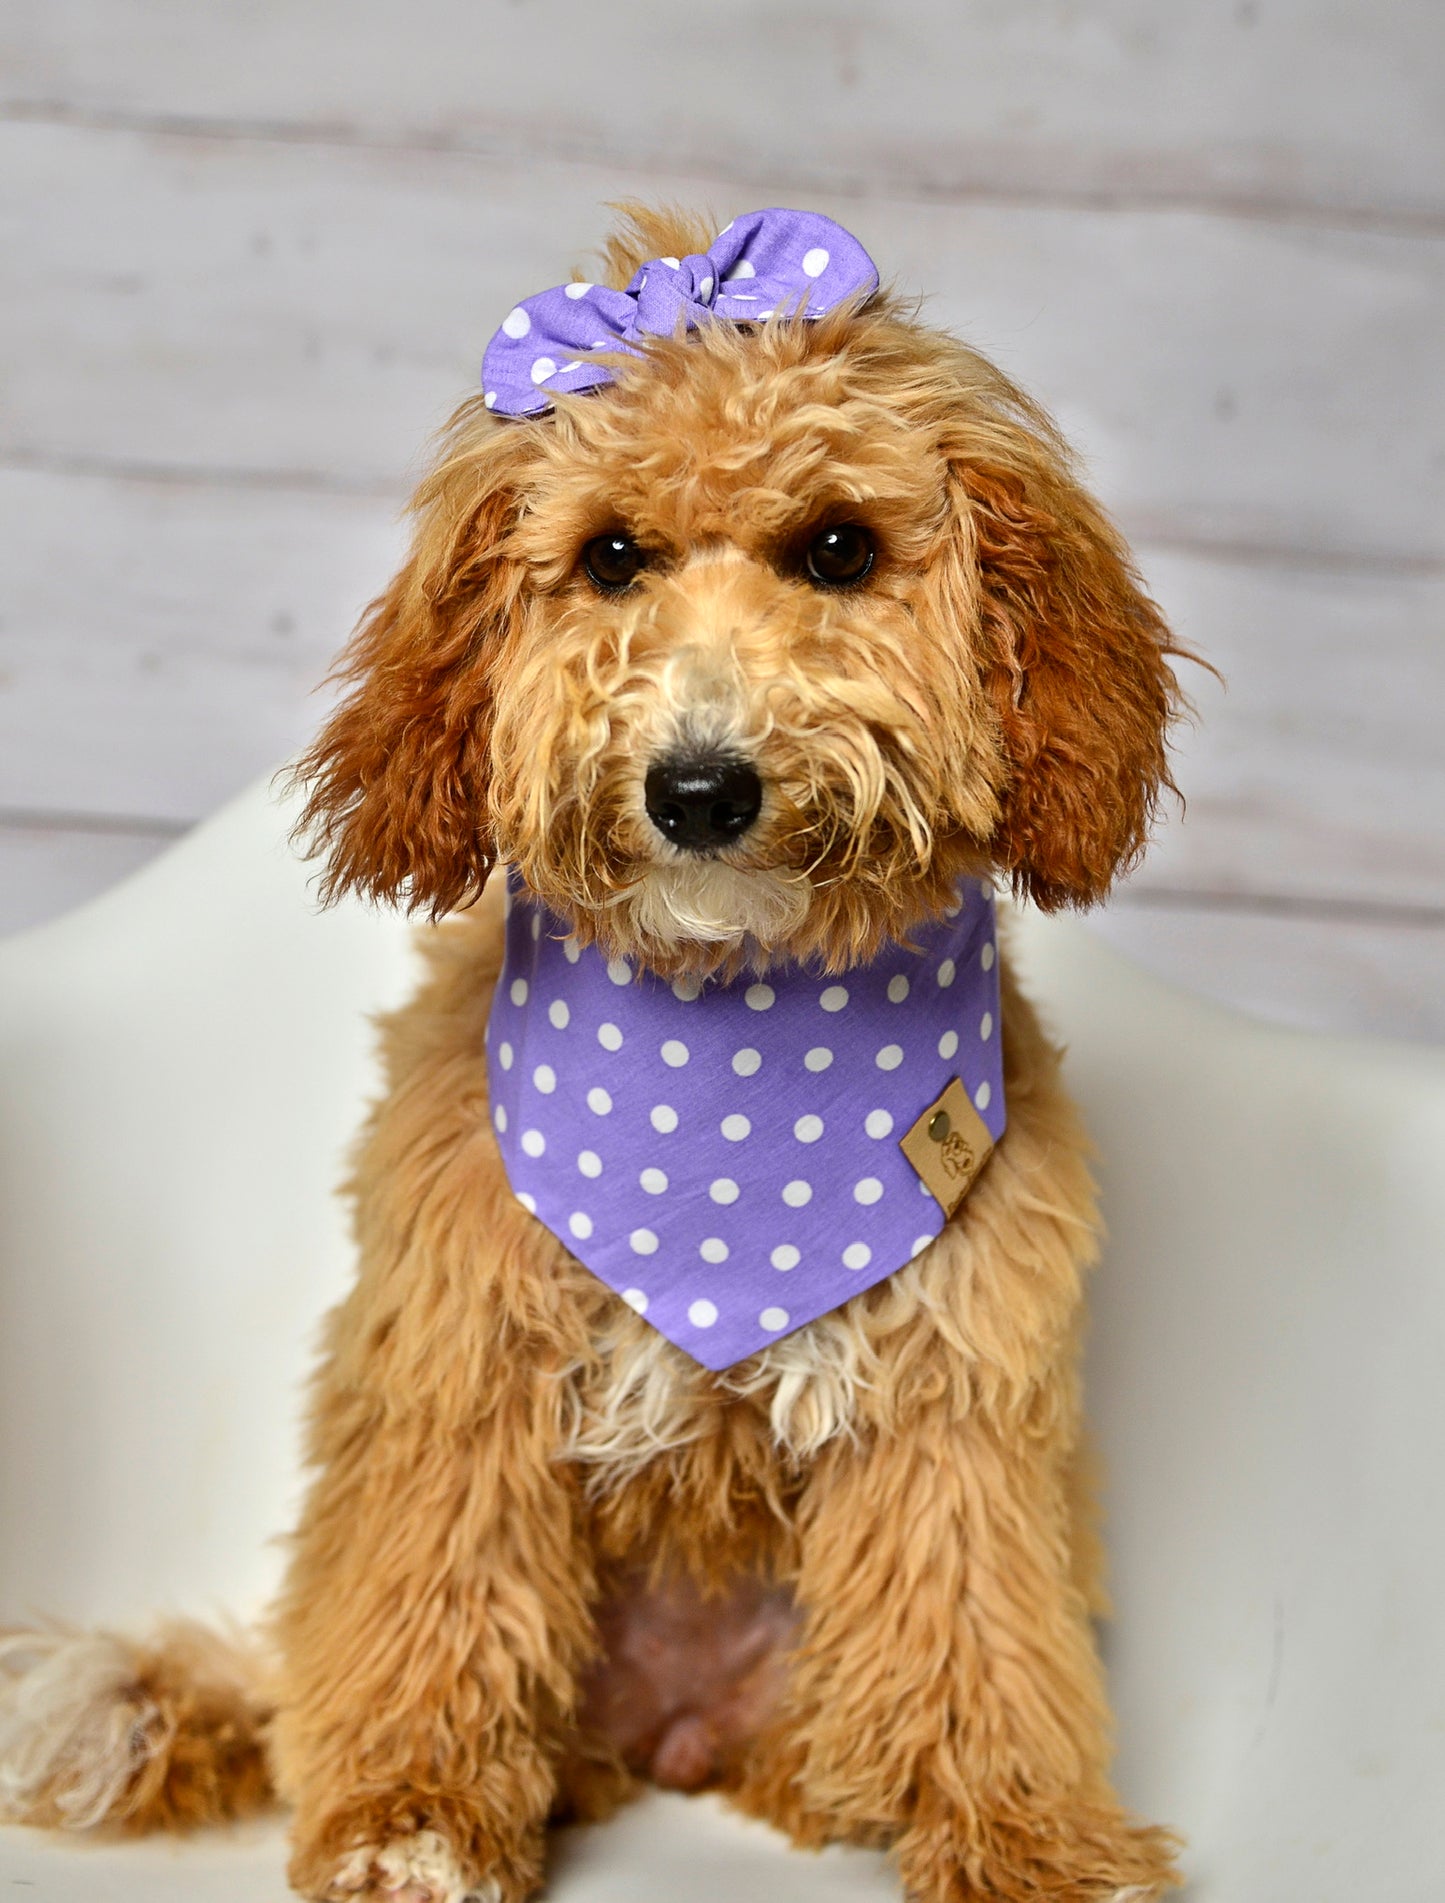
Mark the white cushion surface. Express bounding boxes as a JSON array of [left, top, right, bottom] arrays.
[[1, 779, 1441, 1900]]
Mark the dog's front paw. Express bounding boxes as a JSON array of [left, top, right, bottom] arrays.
[[289, 1796, 541, 1903], [325, 1829, 498, 1903]]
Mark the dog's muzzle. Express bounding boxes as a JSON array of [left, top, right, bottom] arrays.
[[644, 753, 762, 852]]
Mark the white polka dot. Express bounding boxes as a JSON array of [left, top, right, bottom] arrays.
[[587, 1087, 613, 1115], [516, 1191, 537, 1214], [819, 985, 849, 1012], [865, 1108, 894, 1139], [782, 1179, 812, 1207], [530, 912, 542, 940], [724, 259, 756, 280], [709, 1178, 739, 1205], [484, 390, 497, 409], [660, 256, 681, 269], [640, 1167, 668, 1195], [745, 983, 775, 1011], [688, 1299, 719, 1329], [560, 357, 583, 372], [578, 1149, 602, 1178], [721, 1113, 751, 1141], [493, 1104, 508, 1133], [975, 1081, 992, 1111], [854, 1176, 884, 1206], [920, 1178, 933, 1196], [876, 1043, 904, 1071], [501, 306, 531, 338], [651, 1104, 679, 1133], [607, 957, 632, 986], [568, 1211, 593, 1240], [671, 975, 701, 1001], [497, 1040, 514, 1071], [509, 978, 529, 1006], [699, 1237, 729, 1264], [887, 974, 910, 1003], [980, 878, 994, 899], [759, 1305, 790, 1332], [911, 1234, 934, 1257], [532, 1063, 556, 1094], [732, 1047, 762, 1076], [793, 1114, 824, 1144], [698, 274, 714, 298], [598, 1021, 623, 1051], [563, 935, 582, 963], [804, 1046, 833, 1072], [937, 958, 957, 988], [621, 1286, 649, 1312], [521, 1128, 545, 1158], [771, 1244, 800, 1271], [938, 1029, 960, 1061], [842, 1242, 872, 1271], [801, 246, 830, 277], [661, 1039, 690, 1068], [630, 1228, 658, 1255], [980, 1011, 994, 1041], [548, 999, 570, 1030], [981, 941, 996, 971], [530, 356, 557, 385], [564, 280, 592, 299], [943, 895, 962, 918]]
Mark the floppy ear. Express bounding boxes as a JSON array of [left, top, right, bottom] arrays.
[[951, 431, 1184, 911], [290, 411, 531, 916]]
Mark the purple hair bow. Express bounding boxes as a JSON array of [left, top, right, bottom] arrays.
[[481, 208, 879, 418]]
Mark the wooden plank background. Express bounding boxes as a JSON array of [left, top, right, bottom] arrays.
[[1, 1, 1441, 1038]]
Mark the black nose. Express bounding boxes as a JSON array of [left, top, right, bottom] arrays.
[[644, 754, 763, 852]]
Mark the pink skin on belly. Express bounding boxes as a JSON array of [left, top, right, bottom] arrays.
[[578, 1572, 800, 1790]]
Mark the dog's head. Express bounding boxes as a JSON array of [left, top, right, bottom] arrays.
[[295, 206, 1184, 975]]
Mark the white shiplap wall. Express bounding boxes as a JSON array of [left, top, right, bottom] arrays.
[[1, 1, 1441, 1037]]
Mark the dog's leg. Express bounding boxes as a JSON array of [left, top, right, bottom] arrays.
[[266, 917, 600, 1903], [270, 1369, 593, 1903], [737, 1406, 1181, 1901]]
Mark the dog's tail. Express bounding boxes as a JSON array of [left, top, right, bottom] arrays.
[[0, 1621, 274, 1833]]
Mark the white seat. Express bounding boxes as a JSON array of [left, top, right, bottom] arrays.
[[1, 779, 1441, 1901]]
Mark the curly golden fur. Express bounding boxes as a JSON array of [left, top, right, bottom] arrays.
[[0, 205, 1188, 1902]]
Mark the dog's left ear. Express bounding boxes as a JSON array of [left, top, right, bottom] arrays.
[[947, 420, 1184, 911], [289, 414, 533, 917]]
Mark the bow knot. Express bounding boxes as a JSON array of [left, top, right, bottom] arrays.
[[482, 209, 879, 417]]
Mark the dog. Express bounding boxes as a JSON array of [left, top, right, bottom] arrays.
[[0, 204, 1187, 1902]]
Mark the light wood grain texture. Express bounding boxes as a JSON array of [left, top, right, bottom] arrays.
[[0, 466, 402, 820], [1089, 902, 1445, 1044], [1127, 553, 1445, 909], [0, 820, 182, 939], [4, 0, 1441, 225], [3, 124, 1441, 567]]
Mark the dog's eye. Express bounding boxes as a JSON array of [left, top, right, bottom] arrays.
[[582, 531, 647, 593], [805, 524, 875, 588]]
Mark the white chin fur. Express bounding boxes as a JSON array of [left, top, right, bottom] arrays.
[[629, 861, 810, 950]]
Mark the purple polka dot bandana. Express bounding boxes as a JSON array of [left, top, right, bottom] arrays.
[[481, 208, 879, 418], [486, 879, 1006, 1371]]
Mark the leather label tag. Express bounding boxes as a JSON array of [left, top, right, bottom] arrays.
[[899, 1076, 995, 1216]]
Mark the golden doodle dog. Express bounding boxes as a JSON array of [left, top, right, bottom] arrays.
[[0, 205, 1188, 1901]]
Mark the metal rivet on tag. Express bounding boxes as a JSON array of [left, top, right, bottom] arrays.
[[928, 1110, 951, 1141]]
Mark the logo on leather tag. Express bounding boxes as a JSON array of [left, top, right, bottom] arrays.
[[899, 1077, 995, 1215]]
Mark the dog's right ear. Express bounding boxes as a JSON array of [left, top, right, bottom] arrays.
[[290, 413, 532, 917]]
